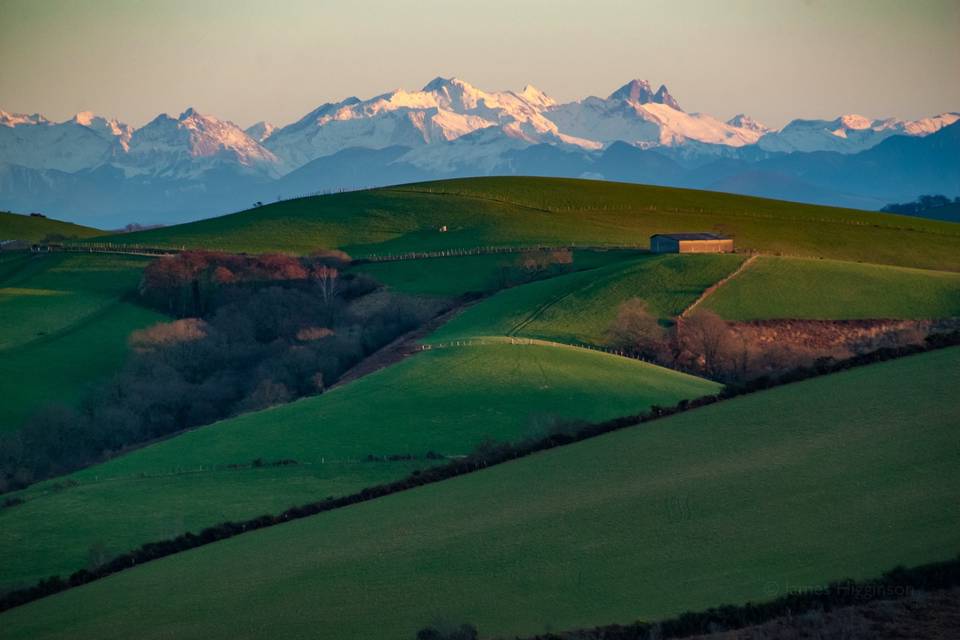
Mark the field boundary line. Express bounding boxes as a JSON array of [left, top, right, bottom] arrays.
[[418, 335, 661, 368], [680, 254, 759, 319]]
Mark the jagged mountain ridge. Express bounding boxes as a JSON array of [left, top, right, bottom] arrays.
[[2, 77, 955, 177], [1, 77, 957, 225]]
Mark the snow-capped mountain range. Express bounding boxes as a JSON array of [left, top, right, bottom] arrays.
[[1, 76, 958, 225]]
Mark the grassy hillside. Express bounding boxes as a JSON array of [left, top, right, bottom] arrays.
[[3, 347, 957, 639], [350, 248, 641, 297], [0, 211, 102, 243], [0, 253, 164, 431], [103, 178, 960, 271], [0, 343, 717, 589], [703, 256, 960, 320], [426, 253, 960, 349], [430, 253, 744, 345]]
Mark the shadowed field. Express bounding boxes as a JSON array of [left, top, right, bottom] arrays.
[[2, 347, 956, 639], [0, 342, 716, 589]]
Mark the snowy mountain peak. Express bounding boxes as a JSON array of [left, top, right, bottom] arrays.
[[0, 109, 127, 171], [609, 79, 655, 103], [114, 107, 278, 179], [654, 84, 682, 111], [756, 112, 959, 154], [261, 76, 599, 169], [68, 111, 133, 150], [73, 111, 97, 126], [421, 76, 462, 92], [727, 114, 769, 134], [245, 121, 277, 142], [517, 84, 556, 108], [900, 112, 960, 135], [2, 77, 956, 198], [607, 79, 682, 110], [0, 110, 49, 128], [418, 76, 486, 111], [837, 114, 872, 130]]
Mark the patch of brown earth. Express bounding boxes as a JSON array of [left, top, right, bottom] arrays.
[[728, 318, 960, 359]]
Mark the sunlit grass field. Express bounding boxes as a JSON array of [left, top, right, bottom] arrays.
[[0, 343, 717, 590], [3, 347, 956, 640], [430, 253, 744, 345], [103, 177, 960, 271], [703, 256, 960, 320]]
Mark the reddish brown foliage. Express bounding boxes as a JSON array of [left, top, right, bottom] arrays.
[[129, 319, 208, 351], [140, 250, 351, 316]]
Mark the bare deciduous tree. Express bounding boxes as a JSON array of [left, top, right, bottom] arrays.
[[607, 298, 666, 359], [679, 310, 731, 379], [313, 265, 340, 303]]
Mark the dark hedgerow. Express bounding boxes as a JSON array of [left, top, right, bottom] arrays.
[[515, 556, 960, 639], [0, 330, 958, 614]]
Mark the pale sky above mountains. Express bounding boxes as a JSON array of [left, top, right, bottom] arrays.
[[1, 0, 958, 129]]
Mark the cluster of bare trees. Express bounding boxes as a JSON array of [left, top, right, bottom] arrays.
[[607, 300, 745, 379], [607, 298, 935, 383], [140, 249, 351, 317]]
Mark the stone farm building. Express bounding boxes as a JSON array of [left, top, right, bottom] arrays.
[[650, 233, 734, 254]]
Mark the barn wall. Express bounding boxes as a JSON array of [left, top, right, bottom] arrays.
[[677, 239, 734, 253]]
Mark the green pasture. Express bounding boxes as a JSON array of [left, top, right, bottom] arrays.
[[703, 256, 960, 320], [0, 211, 102, 244], [430, 253, 744, 344], [0, 253, 163, 431], [0, 343, 717, 589], [101, 177, 960, 271], [350, 248, 641, 297], [3, 347, 956, 639]]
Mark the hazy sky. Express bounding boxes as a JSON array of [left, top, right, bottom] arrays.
[[1, 0, 958, 129]]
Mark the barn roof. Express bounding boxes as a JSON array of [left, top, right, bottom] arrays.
[[651, 232, 729, 241]]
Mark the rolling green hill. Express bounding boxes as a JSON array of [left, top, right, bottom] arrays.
[[0, 253, 164, 431], [0, 342, 717, 590], [102, 178, 960, 271], [0, 211, 102, 243], [702, 256, 960, 320], [429, 253, 744, 345], [3, 347, 957, 639]]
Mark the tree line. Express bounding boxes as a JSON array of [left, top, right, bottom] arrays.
[[0, 250, 448, 493], [606, 299, 944, 384], [2, 330, 957, 613]]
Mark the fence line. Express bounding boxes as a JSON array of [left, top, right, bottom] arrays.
[[27, 241, 648, 261], [417, 335, 652, 364], [31, 241, 185, 256], [356, 243, 645, 262]]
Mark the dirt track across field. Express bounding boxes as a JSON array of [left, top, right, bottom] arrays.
[[330, 298, 481, 389]]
